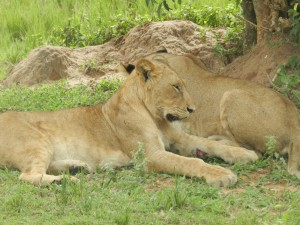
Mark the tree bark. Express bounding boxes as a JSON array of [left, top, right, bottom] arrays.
[[241, 0, 257, 52], [252, 0, 289, 43]]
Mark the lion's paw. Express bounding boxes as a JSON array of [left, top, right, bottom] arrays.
[[204, 166, 237, 187], [69, 165, 91, 175], [221, 148, 259, 164], [51, 176, 79, 185], [230, 150, 259, 164], [288, 168, 300, 180]]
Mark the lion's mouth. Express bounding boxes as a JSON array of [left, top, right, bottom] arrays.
[[166, 113, 181, 122]]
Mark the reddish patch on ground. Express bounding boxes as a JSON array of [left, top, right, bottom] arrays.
[[144, 178, 175, 192], [222, 169, 300, 195]]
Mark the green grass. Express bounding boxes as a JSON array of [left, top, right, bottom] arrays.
[[0, 0, 241, 80], [0, 81, 300, 224], [0, 80, 121, 112], [0, 162, 299, 224]]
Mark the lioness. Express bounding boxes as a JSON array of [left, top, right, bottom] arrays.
[[0, 58, 250, 187], [122, 52, 300, 179]]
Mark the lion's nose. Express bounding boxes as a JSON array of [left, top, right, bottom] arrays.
[[187, 107, 194, 113]]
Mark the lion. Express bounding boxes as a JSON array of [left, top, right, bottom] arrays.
[[121, 52, 300, 179], [0, 58, 257, 187]]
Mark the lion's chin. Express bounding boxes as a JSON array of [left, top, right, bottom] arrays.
[[166, 113, 186, 122]]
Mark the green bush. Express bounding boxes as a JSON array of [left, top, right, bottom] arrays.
[[273, 56, 300, 109], [173, 3, 241, 28], [47, 14, 151, 47], [288, 3, 300, 46], [47, 3, 242, 48]]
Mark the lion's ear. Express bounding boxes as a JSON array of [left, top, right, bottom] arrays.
[[117, 63, 135, 76], [125, 64, 135, 74], [136, 59, 155, 82]]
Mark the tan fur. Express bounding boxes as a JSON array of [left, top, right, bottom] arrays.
[[0, 59, 240, 187], [124, 53, 300, 179]]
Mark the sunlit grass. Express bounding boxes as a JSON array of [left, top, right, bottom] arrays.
[[0, 79, 122, 112]]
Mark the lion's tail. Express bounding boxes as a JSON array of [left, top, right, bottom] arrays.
[[287, 128, 300, 179]]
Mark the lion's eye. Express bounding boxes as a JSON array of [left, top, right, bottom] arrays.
[[173, 85, 181, 93]]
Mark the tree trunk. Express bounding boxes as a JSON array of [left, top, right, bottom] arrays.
[[222, 0, 300, 88], [252, 0, 289, 43], [241, 0, 257, 52]]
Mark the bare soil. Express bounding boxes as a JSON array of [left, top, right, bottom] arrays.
[[221, 41, 300, 87]]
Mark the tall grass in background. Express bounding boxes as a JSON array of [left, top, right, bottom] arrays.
[[0, 0, 237, 79]]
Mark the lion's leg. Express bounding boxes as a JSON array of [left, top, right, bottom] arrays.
[[17, 146, 72, 186], [147, 150, 237, 187], [19, 172, 62, 186], [206, 135, 263, 158], [220, 89, 299, 151], [48, 160, 93, 175], [96, 149, 131, 169], [219, 89, 300, 178], [169, 129, 259, 164], [20, 165, 80, 186], [185, 136, 258, 164], [288, 133, 300, 179], [219, 89, 291, 153], [207, 135, 240, 147]]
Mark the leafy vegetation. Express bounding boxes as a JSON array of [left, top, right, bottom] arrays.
[[288, 3, 300, 46], [273, 56, 300, 109], [145, 0, 183, 18], [48, 3, 242, 49], [270, 3, 300, 110]]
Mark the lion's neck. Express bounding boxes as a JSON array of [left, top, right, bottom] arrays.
[[102, 75, 150, 123], [100, 75, 159, 151]]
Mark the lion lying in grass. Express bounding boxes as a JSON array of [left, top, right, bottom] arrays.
[[1, 58, 259, 187], [121, 52, 300, 179]]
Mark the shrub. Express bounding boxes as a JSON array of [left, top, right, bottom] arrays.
[[273, 56, 300, 109], [47, 3, 242, 48]]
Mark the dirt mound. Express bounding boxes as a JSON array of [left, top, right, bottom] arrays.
[[221, 42, 300, 87], [4, 20, 298, 87], [3, 20, 227, 87]]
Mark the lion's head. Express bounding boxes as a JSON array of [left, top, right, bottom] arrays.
[[131, 59, 195, 122]]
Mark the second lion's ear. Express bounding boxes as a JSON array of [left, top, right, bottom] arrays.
[[125, 64, 135, 74], [136, 59, 155, 82], [117, 63, 135, 76]]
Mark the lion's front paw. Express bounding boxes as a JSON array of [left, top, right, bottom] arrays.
[[220, 148, 259, 164], [229, 149, 259, 164], [288, 168, 300, 180], [51, 175, 79, 185], [204, 166, 237, 187], [69, 164, 91, 175], [243, 150, 259, 162]]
